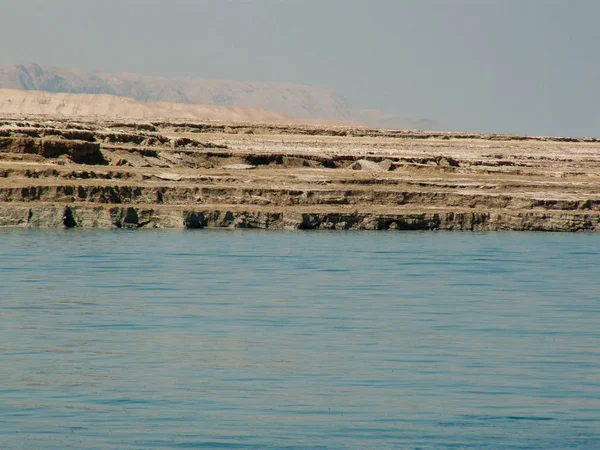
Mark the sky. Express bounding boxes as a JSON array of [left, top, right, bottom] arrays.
[[1, 0, 599, 137]]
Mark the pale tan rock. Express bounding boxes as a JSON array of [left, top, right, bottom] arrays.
[[221, 164, 256, 170], [0, 114, 599, 232], [347, 159, 385, 171], [154, 173, 184, 182]]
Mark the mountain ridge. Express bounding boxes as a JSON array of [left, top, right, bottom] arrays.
[[0, 63, 440, 130]]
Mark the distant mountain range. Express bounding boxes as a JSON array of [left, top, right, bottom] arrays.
[[0, 63, 440, 130]]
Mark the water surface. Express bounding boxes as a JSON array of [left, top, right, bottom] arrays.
[[1, 230, 599, 449]]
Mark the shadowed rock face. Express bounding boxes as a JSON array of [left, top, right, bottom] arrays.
[[0, 63, 440, 130], [0, 115, 599, 231], [0, 137, 106, 164]]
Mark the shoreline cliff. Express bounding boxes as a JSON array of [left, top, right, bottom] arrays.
[[1, 115, 598, 232]]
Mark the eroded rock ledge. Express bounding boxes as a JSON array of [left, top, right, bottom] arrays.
[[1, 116, 599, 231]]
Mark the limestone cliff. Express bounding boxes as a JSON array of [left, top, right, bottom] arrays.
[[0, 115, 598, 231]]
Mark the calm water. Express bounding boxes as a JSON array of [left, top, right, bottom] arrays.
[[1, 230, 599, 449]]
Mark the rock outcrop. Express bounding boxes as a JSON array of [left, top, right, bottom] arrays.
[[0, 136, 105, 164], [0, 115, 599, 232]]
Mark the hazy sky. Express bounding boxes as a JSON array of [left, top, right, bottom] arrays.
[[1, 0, 599, 136]]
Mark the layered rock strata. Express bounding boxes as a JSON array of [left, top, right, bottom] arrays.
[[1, 116, 599, 231]]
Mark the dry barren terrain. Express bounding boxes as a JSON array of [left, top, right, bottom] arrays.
[[1, 114, 599, 231], [0, 89, 293, 124], [0, 63, 439, 130]]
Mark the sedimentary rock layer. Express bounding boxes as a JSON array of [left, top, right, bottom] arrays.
[[1, 115, 599, 231]]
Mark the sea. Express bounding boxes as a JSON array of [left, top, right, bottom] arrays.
[[1, 229, 599, 449]]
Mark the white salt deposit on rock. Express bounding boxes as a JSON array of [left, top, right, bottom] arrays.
[[155, 173, 184, 181], [347, 159, 385, 172], [221, 164, 256, 170]]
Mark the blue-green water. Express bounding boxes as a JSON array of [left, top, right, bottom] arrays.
[[1, 230, 599, 449]]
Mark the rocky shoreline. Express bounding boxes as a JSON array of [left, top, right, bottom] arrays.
[[1, 116, 599, 231], [2, 203, 599, 232]]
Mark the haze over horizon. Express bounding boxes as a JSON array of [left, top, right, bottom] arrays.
[[1, 0, 599, 137]]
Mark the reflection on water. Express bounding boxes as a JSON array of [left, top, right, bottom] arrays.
[[1, 230, 599, 449]]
